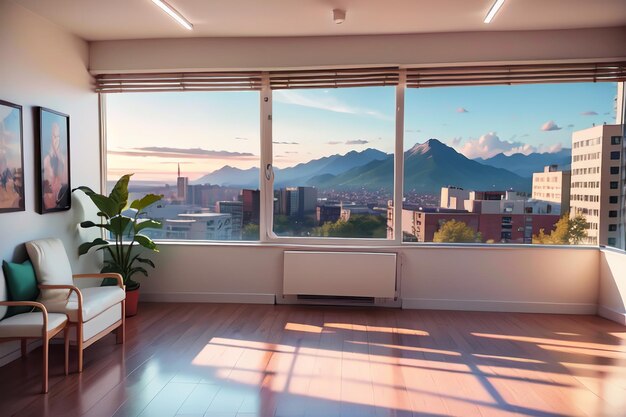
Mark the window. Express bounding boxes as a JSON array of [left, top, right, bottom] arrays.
[[609, 224, 617, 232], [272, 87, 395, 239], [402, 81, 615, 245], [100, 69, 621, 247], [611, 136, 622, 145], [608, 238, 617, 247], [105, 91, 261, 241], [610, 196, 618, 204], [609, 211, 618, 218]]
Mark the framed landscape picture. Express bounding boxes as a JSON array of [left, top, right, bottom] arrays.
[[0, 100, 25, 213], [37, 107, 71, 213]]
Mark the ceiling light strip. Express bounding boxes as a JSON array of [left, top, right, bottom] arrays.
[[484, 0, 505, 24], [151, 0, 193, 30]]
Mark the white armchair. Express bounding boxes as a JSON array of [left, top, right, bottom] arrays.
[[0, 270, 68, 393], [25, 238, 126, 373]]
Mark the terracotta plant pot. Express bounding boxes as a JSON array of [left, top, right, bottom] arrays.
[[125, 287, 140, 317]]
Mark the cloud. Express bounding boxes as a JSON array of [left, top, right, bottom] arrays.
[[234, 137, 249, 141], [326, 141, 342, 145], [285, 151, 298, 154], [448, 137, 463, 147], [346, 139, 369, 145], [272, 141, 299, 145], [456, 132, 563, 159], [604, 112, 611, 115], [108, 146, 256, 160], [456, 107, 469, 113], [540, 120, 562, 131], [405, 129, 421, 133], [273, 90, 393, 121], [580, 111, 598, 116]]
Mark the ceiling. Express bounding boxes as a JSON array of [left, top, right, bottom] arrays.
[[14, 0, 626, 41]]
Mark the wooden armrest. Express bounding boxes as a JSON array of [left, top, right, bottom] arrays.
[[38, 285, 83, 318], [73, 273, 124, 289], [0, 301, 49, 332], [0, 300, 47, 313]]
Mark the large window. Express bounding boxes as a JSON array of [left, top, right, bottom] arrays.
[[105, 91, 260, 241], [402, 82, 619, 246], [271, 87, 395, 239], [101, 70, 624, 248]]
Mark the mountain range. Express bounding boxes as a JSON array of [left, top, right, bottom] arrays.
[[196, 139, 543, 193], [475, 148, 571, 177]]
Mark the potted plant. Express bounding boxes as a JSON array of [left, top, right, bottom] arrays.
[[73, 174, 163, 316]]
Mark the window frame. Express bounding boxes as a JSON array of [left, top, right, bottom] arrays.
[[97, 74, 626, 249]]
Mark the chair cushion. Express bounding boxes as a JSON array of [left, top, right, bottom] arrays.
[[25, 238, 73, 307], [2, 260, 39, 318], [65, 286, 125, 322], [0, 312, 67, 338]]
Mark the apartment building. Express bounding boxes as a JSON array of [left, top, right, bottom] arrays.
[[570, 124, 623, 246], [532, 165, 571, 214]]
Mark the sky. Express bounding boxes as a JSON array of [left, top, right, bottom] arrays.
[[106, 82, 618, 182]]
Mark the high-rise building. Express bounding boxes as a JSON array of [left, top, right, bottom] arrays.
[[176, 163, 188, 202], [240, 189, 260, 225], [297, 186, 317, 217], [570, 124, 623, 246], [217, 200, 243, 239], [532, 165, 571, 215]]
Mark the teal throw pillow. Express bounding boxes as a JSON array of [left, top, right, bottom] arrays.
[[2, 260, 39, 318]]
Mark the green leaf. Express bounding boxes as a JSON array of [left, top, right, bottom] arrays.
[[109, 216, 132, 238], [134, 219, 162, 233], [129, 266, 148, 277], [130, 193, 162, 211], [134, 234, 158, 252], [80, 220, 112, 232], [88, 194, 119, 219], [73, 185, 97, 195], [135, 256, 155, 268], [109, 174, 132, 212], [78, 238, 109, 256]]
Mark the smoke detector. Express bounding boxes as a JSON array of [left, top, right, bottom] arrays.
[[333, 9, 346, 24]]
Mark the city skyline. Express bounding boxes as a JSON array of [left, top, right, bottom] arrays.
[[106, 82, 618, 182]]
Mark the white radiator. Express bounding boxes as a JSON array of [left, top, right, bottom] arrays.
[[283, 251, 397, 298]]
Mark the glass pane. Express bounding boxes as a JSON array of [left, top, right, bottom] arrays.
[[272, 87, 395, 239], [106, 91, 260, 241], [403, 82, 619, 246]]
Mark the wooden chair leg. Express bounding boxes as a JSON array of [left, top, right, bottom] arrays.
[[64, 326, 70, 376], [42, 337, 49, 394], [116, 302, 125, 344], [21, 339, 27, 357], [77, 325, 83, 373]]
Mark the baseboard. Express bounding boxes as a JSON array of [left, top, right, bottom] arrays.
[[598, 305, 626, 325], [140, 292, 276, 304], [402, 298, 597, 314]]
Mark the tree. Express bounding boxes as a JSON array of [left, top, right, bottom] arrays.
[[312, 214, 387, 238], [433, 219, 481, 243], [532, 212, 588, 245], [242, 223, 259, 240]]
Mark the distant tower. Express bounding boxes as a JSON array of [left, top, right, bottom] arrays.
[[176, 163, 189, 202]]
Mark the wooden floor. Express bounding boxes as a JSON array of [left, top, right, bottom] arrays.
[[0, 303, 625, 417]]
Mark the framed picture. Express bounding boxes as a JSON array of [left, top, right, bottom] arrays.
[[0, 100, 25, 213], [37, 107, 71, 213]]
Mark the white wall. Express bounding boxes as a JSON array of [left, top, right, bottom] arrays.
[[599, 248, 626, 325], [0, 1, 101, 364], [89, 27, 626, 73], [140, 244, 600, 315]]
